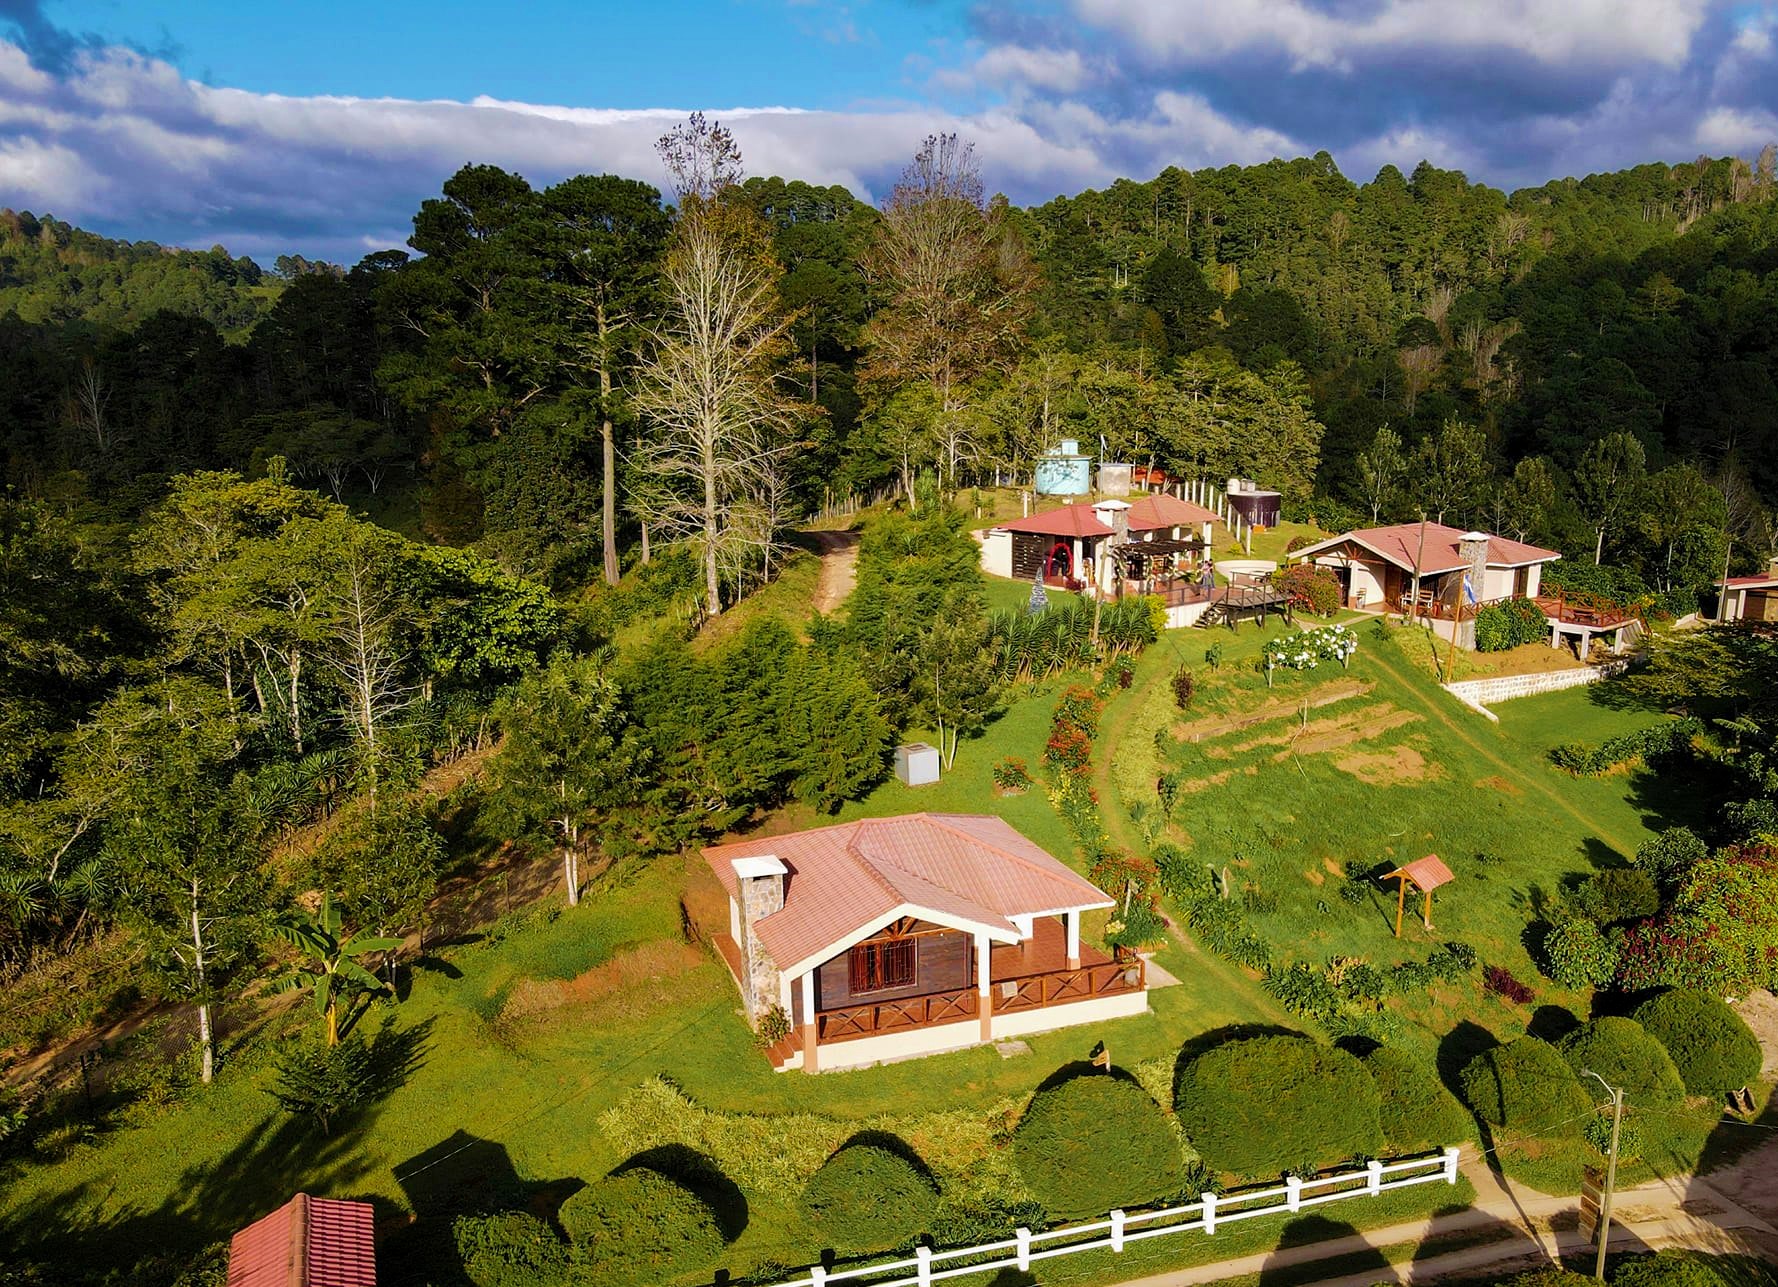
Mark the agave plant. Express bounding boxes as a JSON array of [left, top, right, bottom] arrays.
[[271, 893, 402, 1045]]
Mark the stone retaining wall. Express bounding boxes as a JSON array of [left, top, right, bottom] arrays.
[[1442, 661, 1629, 719]]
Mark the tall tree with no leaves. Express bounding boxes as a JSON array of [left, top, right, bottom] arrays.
[[634, 115, 801, 618], [861, 134, 1034, 494]]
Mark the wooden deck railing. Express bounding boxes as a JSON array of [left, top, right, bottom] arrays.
[[817, 988, 978, 1042], [814, 958, 1146, 1044], [991, 958, 1146, 1014]]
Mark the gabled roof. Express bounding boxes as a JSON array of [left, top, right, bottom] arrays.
[[993, 506, 1115, 539], [1126, 493, 1220, 532], [1720, 573, 1778, 589], [228, 1194, 376, 1287], [1291, 523, 1560, 575], [1389, 854, 1455, 892], [705, 814, 1114, 972]]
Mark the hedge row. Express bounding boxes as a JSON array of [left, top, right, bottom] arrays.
[[1474, 597, 1549, 652], [1549, 719, 1699, 776]]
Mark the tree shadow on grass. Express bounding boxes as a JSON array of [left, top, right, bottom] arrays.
[[1436, 1020, 1496, 1102], [1256, 1215, 1387, 1287], [1527, 1004, 1582, 1044]]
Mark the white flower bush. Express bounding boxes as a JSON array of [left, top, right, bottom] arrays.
[[1262, 625, 1357, 685]]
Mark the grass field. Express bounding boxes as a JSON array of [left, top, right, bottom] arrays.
[[0, 542, 1739, 1284]]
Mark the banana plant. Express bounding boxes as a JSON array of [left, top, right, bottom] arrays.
[[271, 893, 402, 1045]]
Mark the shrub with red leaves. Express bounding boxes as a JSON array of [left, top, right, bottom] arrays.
[[1483, 964, 1534, 1004]]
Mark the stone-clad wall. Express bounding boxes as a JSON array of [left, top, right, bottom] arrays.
[[1443, 660, 1629, 714]]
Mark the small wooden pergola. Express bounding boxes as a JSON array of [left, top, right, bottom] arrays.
[[1387, 854, 1454, 937]]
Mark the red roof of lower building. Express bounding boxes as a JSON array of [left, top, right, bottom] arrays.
[[1293, 523, 1559, 575], [993, 506, 1115, 539], [228, 1194, 376, 1287], [1126, 493, 1220, 531], [705, 814, 1114, 972], [1720, 574, 1778, 588]]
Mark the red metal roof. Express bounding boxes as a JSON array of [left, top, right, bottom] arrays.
[[228, 1194, 376, 1287], [705, 814, 1114, 971], [1720, 574, 1778, 588], [1126, 493, 1220, 532], [1390, 854, 1455, 892], [1294, 523, 1560, 575], [993, 506, 1115, 539]]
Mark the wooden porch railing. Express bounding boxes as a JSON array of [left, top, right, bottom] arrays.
[[817, 988, 978, 1043], [813, 958, 1147, 1043], [991, 958, 1146, 1014]]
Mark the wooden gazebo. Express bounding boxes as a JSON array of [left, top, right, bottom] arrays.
[[1387, 854, 1454, 937]]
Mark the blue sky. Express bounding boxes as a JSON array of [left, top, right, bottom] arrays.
[[3, 0, 1776, 261], [44, 0, 971, 109]]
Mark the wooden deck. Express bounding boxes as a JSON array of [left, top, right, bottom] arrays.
[[815, 919, 1143, 1045]]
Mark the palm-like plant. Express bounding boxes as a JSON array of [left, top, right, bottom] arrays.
[[271, 893, 401, 1045]]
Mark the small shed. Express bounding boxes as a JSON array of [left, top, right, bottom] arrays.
[[1387, 854, 1455, 936], [1096, 463, 1133, 497], [228, 1193, 376, 1287], [894, 743, 941, 787]]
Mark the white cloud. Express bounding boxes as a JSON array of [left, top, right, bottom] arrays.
[[971, 45, 1095, 94], [1070, 0, 1712, 71]]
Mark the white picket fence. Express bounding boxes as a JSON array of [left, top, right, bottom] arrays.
[[765, 1147, 1462, 1287]]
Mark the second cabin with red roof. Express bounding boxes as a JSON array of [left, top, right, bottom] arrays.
[[705, 814, 1148, 1073]]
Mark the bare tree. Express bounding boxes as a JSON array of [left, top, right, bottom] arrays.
[[320, 543, 414, 801], [1397, 344, 1441, 414], [860, 135, 1034, 490], [634, 116, 801, 617], [70, 357, 113, 456]]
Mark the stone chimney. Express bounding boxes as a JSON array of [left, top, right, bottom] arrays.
[[730, 855, 787, 1021], [1456, 532, 1491, 650]]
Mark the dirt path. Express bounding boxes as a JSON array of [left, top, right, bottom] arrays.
[[806, 528, 860, 615]]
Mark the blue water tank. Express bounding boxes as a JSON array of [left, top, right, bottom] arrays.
[[1035, 439, 1092, 495]]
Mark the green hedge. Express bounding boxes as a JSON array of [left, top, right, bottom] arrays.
[[452, 1211, 569, 1287], [1174, 1036, 1382, 1178], [1558, 1017, 1686, 1107], [1632, 989, 1763, 1099], [1574, 868, 1661, 925], [801, 1141, 938, 1254], [558, 1168, 724, 1282], [1540, 917, 1620, 989], [1475, 598, 1549, 652], [1612, 1251, 1778, 1287], [1013, 1073, 1185, 1218], [1549, 720, 1699, 776], [1363, 1046, 1474, 1154], [1460, 1037, 1592, 1135]]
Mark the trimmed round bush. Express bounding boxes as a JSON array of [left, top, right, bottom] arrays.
[[1632, 989, 1762, 1099], [1174, 1036, 1382, 1178], [1013, 1073, 1184, 1218], [1541, 917, 1619, 990], [1363, 1046, 1474, 1153], [559, 1168, 724, 1281], [1558, 1017, 1686, 1108], [801, 1141, 937, 1254], [1460, 1037, 1592, 1134], [452, 1211, 568, 1287], [1575, 869, 1660, 926]]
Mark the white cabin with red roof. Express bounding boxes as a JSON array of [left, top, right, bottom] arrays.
[[1289, 522, 1560, 614], [1710, 562, 1778, 622], [705, 814, 1147, 1073]]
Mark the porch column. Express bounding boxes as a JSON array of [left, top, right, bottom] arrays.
[[1065, 910, 1081, 970], [1072, 538, 1084, 581], [800, 969, 819, 1075], [976, 930, 993, 1041]]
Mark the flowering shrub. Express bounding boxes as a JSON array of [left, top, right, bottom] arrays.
[[991, 757, 1032, 792], [1272, 563, 1342, 617], [1261, 625, 1358, 685]]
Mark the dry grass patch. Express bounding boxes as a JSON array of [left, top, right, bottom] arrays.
[[1173, 680, 1371, 742], [1335, 743, 1440, 786], [499, 941, 706, 1029]]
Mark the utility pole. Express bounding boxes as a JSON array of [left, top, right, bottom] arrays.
[[1582, 1069, 1625, 1281]]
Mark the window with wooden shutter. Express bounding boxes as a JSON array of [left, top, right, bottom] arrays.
[[849, 937, 916, 993]]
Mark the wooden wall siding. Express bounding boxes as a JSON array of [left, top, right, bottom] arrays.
[[1011, 533, 1071, 580], [813, 929, 971, 1013]]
